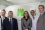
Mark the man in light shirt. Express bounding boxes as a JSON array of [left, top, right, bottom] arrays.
[[30, 10, 39, 30]]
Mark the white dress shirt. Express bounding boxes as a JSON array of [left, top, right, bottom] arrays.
[[31, 15, 39, 30], [9, 18, 12, 24], [9, 18, 12, 22], [40, 11, 44, 16], [1, 16, 5, 23], [9, 18, 13, 30]]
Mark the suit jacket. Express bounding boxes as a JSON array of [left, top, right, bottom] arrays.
[[0, 16, 1, 18], [3, 18, 18, 30], [0, 16, 7, 24], [21, 18, 32, 30], [36, 12, 45, 30], [0, 16, 7, 30], [0, 16, 7, 19]]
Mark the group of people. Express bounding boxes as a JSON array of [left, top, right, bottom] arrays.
[[0, 5, 45, 30]]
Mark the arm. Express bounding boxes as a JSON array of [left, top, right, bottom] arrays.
[[21, 18, 25, 30], [3, 19, 6, 30], [43, 17, 45, 30], [28, 18, 32, 29], [15, 19, 18, 30]]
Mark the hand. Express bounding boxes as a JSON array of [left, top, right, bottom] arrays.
[[25, 29, 28, 30]]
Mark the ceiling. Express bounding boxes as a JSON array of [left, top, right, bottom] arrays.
[[7, 0, 45, 4], [0, 0, 14, 6], [0, 0, 45, 6]]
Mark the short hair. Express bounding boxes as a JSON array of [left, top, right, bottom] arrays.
[[8, 11, 13, 13], [30, 10, 35, 13], [2, 9, 6, 12], [38, 5, 44, 8]]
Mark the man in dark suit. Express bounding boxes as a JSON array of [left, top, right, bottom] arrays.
[[0, 9, 7, 30], [3, 11, 18, 30], [36, 5, 45, 30]]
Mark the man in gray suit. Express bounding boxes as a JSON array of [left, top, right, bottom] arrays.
[[36, 5, 45, 30]]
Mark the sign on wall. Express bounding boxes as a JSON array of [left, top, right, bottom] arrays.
[[17, 8, 24, 16]]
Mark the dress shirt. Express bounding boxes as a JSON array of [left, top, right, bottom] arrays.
[[9, 18, 12, 22], [31, 15, 39, 30], [40, 11, 44, 16], [33, 16, 35, 20], [9, 18, 13, 30], [1, 16, 5, 23], [9, 18, 12, 24], [1, 16, 5, 30]]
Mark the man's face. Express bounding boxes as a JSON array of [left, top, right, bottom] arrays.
[[8, 12, 13, 18], [30, 11, 35, 16], [1, 11, 6, 16], [38, 6, 44, 13]]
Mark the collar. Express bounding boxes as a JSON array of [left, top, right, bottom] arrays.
[[9, 18, 12, 21], [31, 15, 36, 19], [32, 15, 35, 18], [40, 11, 44, 15], [1, 15, 5, 19]]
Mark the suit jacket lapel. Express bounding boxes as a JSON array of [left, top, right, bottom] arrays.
[[37, 12, 45, 23], [11, 18, 14, 29], [11, 18, 13, 25], [7, 18, 10, 26], [12, 18, 14, 22]]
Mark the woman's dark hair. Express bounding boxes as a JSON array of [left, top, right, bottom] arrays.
[[23, 11, 30, 18]]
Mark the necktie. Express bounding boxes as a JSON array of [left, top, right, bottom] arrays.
[[10, 19, 12, 30], [2, 17, 4, 23], [33, 17, 35, 20], [40, 14, 42, 17], [2, 17, 4, 20]]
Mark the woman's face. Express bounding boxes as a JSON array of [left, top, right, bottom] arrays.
[[24, 12, 28, 17]]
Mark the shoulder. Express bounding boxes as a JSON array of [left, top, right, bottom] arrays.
[[29, 17, 32, 19], [3, 18, 8, 22], [35, 15, 39, 18], [4, 18, 8, 20], [21, 18, 24, 20], [43, 12, 45, 16], [0, 16, 1, 18], [28, 18, 32, 21], [21, 18, 24, 22], [44, 12, 45, 14], [12, 18, 17, 21], [21, 18, 24, 19], [5, 17, 7, 19]]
